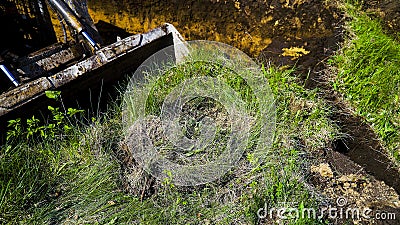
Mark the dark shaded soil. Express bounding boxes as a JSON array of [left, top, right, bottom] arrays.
[[257, 0, 344, 84], [309, 161, 400, 224], [333, 106, 400, 193], [362, 0, 400, 38], [318, 86, 400, 194], [87, 0, 344, 61], [94, 20, 132, 45]]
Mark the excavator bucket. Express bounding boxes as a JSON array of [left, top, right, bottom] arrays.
[[0, 0, 186, 131]]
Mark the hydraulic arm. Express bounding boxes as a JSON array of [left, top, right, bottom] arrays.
[[47, 0, 100, 50]]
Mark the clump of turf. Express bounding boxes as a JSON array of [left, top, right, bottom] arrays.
[[331, 1, 400, 162]]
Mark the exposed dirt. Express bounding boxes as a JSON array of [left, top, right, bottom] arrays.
[[257, 0, 344, 83], [85, 0, 343, 62], [83, 0, 345, 87], [310, 160, 400, 224], [333, 106, 400, 194], [310, 79, 400, 224], [362, 0, 400, 38], [308, 113, 400, 224]]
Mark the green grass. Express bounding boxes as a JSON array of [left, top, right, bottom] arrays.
[[0, 61, 338, 224], [330, 1, 400, 161], [4, 2, 400, 223]]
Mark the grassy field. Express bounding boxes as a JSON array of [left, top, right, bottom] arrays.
[[330, 0, 400, 162], [1, 0, 400, 224], [0, 62, 338, 224]]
